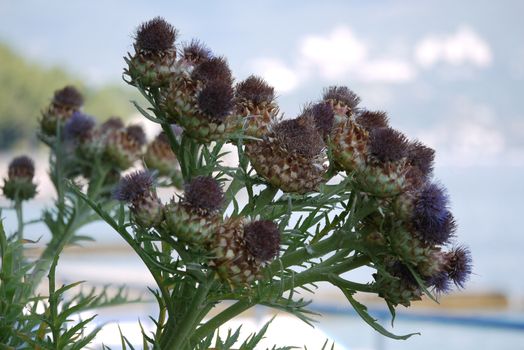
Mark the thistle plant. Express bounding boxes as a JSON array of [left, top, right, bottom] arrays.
[[0, 16, 472, 350]]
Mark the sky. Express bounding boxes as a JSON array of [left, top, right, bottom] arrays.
[[1, 0, 524, 295]]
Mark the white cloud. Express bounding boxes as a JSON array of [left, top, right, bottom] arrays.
[[250, 25, 417, 94], [415, 26, 493, 69], [250, 58, 301, 93], [413, 101, 524, 167]]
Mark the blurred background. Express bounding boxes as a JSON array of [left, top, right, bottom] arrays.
[[1, 0, 523, 348]]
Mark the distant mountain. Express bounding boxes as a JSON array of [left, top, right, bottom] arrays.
[[0, 43, 139, 150]]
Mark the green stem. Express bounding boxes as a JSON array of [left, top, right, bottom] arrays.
[[163, 275, 215, 350], [14, 199, 23, 242]]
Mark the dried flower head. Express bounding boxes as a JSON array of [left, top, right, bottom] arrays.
[[197, 81, 234, 122], [369, 127, 409, 163], [244, 220, 281, 262], [235, 75, 275, 106], [112, 171, 154, 203], [191, 57, 232, 85], [407, 140, 435, 179], [355, 110, 389, 131], [184, 176, 224, 212], [182, 39, 213, 64], [52, 86, 84, 108], [446, 246, 472, 288], [412, 182, 456, 244], [135, 17, 177, 52], [64, 111, 96, 141], [126, 124, 147, 146], [273, 116, 325, 159], [8, 156, 35, 180], [323, 86, 360, 110]]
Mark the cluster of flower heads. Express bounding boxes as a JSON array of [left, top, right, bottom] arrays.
[[113, 172, 281, 285], [2, 156, 37, 201], [37, 86, 182, 185], [122, 17, 472, 301]]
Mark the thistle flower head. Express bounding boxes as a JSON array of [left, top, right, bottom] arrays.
[[355, 110, 389, 131], [52, 85, 84, 108], [411, 182, 456, 244], [112, 171, 154, 203], [101, 117, 125, 130], [135, 17, 177, 53], [235, 75, 275, 106], [425, 270, 452, 294], [446, 246, 472, 288], [322, 86, 360, 110], [369, 127, 409, 163], [64, 111, 96, 140], [197, 80, 234, 122], [8, 156, 35, 180], [182, 39, 213, 64], [126, 124, 147, 146], [303, 101, 335, 138], [244, 220, 281, 262], [389, 260, 417, 287], [184, 176, 224, 212], [191, 57, 232, 85], [407, 140, 435, 178], [273, 116, 325, 159]]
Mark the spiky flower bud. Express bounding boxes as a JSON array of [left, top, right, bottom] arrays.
[[244, 220, 280, 262], [40, 86, 84, 136], [331, 117, 369, 172], [3, 156, 37, 201], [144, 132, 181, 179], [126, 17, 179, 87], [210, 218, 281, 286], [373, 260, 422, 307], [162, 176, 224, 247], [246, 115, 327, 194], [322, 86, 360, 117], [104, 124, 146, 170], [236, 75, 278, 138], [113, 171, 163, 228]]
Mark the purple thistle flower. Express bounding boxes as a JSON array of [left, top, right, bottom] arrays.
[[101, 117, 125, 130], [52, 85, 84, 108], [355, 110, 389, 131], [368, 127, 409, 163], [64, 111, 96, 141], [197, 80, 234, 122], [407, 140, 435, 179], [244, 220, 281, 262], [113, 171, 154, 203], [389, 261, 417, 287], [135, 17, 177, 53], [191, 56, 233, 85], [8, 156, 35, 180], [235, 75, 275, 106], [446, 246, 472, 288], [322, 86, 360, 109], [412, 182, 456, 245], [182, 39, 213, 64], [184, 176, 224, 212], [425, 271, 452, 295], [303, 101, 335, 138], [273, 116, 325, 159], [126, 124, 147, 146]]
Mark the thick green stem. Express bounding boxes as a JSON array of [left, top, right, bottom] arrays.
[[14, 199, 23, 242]]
